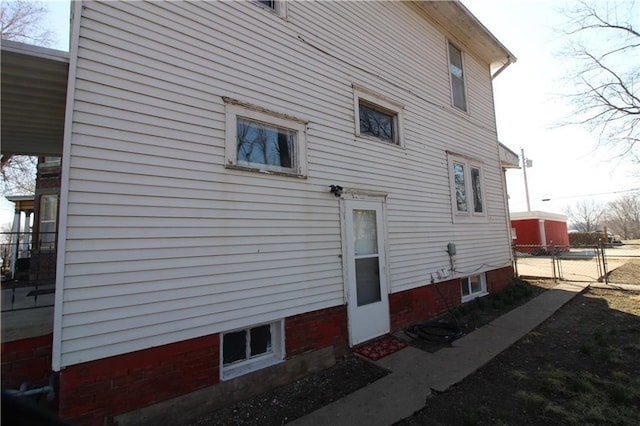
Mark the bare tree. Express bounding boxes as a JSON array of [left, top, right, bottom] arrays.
[[1, 0, 54, 46], [560, 1, 639, 163], [565, 200, 604, 232], [1, 155, 37, 195], [604, 194, 640, 239]]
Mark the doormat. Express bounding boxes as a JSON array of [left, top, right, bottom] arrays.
[[353, 335, 408, 361]]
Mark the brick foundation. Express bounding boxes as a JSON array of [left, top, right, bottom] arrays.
[[1, 333, 54, 390], [389, 266, 515, 332], [58, 305, 350, 425], [58, 335, 220, 425], [286, 305, 349, 359], [486, 265, 515, 293], [389, 279, 462, 332]]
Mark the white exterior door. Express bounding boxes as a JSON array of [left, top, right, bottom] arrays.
[[344, 199, 390, 346]]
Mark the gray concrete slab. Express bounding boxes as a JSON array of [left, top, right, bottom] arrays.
[[292, 281, 590, 426], [1, 306, 54, 342]]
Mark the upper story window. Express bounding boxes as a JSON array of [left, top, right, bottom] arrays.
[[448, 153, 485, 220], [448, 42, 467, 112], [353, 85, 405, 147], [253, 0, 287, 17], [225, 100, 307, 177]]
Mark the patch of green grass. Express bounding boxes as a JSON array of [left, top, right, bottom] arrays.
[[579, 343, 592, 355], [530, 368, 640, 425], [508, 370, 528, 381], [515, 390, 548, 414]]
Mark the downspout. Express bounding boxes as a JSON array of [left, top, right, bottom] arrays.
[[491, 56, 515, 80]]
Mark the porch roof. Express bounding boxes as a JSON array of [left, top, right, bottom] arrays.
[[1, 40, 69, 157]]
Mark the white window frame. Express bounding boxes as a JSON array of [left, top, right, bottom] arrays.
[[448, 153, 486, 222], [447, 41, 468, 112], [220, 320, 285, 381], [353, 85, 405, 148], [461, 273, 488, 303], [225, 101, 308, 178], [253, 0, 287, 18]]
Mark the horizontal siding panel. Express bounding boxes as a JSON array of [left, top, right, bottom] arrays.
[[65, 268, 342, 301], [62, 257, 344, 290], [63, 279, 344, 323]]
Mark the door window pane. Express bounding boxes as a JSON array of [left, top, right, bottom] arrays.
[[353, 210, 378, 255], [355, 257, 381, 306]]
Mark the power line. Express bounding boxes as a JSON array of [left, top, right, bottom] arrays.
[[542, 188, 640, 201]]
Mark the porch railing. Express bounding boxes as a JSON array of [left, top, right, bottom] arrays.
[[1, 231, 57, 312]]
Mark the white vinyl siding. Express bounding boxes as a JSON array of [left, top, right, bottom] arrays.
[[57, 0, 510, 367]]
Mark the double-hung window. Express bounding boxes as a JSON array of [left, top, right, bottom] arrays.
[[353, 85, 404, 147], [225, 101, 307, 177], [448, 154, 485, 220], [448, 42, 467, 112]]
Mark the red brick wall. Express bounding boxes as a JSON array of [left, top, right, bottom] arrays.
[[1, 334, 53, 390], [486, 266, 515, 293], [286, 305, 349, 359], [389, 279, 461, 332], [390, 266, 515, 331], [58, 335, 219, 425]]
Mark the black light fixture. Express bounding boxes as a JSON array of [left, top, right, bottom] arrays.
[[329, 185, 343, 197]]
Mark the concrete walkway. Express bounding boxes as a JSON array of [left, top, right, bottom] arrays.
[[292, 281, 590, 426]]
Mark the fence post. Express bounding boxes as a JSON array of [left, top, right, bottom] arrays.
[[551, 242, 558, 282], [599, 239, 609, 284], [512, 244, 519, 277]]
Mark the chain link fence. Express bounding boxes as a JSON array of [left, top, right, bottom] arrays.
[[513, 241, 640, 283]]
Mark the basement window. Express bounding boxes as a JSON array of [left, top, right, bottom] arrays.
[[461, 274, 487, 303], [221, 321, 284, 380]]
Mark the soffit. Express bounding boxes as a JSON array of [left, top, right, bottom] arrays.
[[414, 0, 516, 74], [1, 40, 69, 156]]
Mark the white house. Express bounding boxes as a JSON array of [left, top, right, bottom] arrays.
[[1, 1, 518, 423]]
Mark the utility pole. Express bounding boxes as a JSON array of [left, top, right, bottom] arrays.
[[521, 148, 531, 212]]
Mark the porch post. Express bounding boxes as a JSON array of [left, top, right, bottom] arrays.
[[9, 209, 21, 279]]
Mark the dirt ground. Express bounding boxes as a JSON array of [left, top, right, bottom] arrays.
[[608, 257, 640, 284], [397, 286, 640, 425], [186, 262, 639, 426]]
